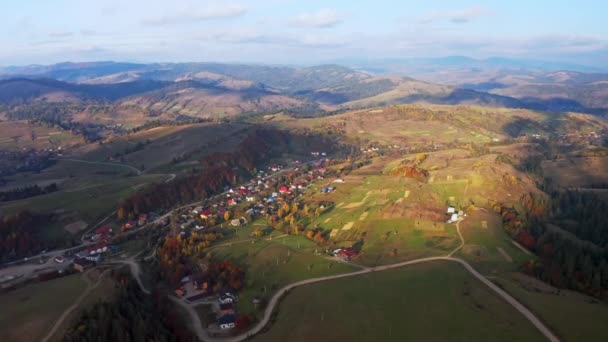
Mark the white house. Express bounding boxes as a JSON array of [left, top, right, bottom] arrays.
[[447, 206, 456, 214], [448, 213, 459, 223]]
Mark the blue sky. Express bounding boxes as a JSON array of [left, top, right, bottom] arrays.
[[1, 0, 606, 66]]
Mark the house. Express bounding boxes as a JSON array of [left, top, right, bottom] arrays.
[[96, 226, 112, 235], [337, 247, 359, 259], [447, 206, 456, 214], [54, 256, 65, 263], [73, 258, 95, 272], [200, 209, 213, 220], [279, 186, 290, 194], [193, 276, 210, 292], [227, 198, 237, 206], [447, 213, 459, 223], [219, 303, 234, 315], [219, 291, 237, 304], [138, 214, 148, 226], [218, 314, 236, 330], [231, 219, 241, 227], [192, 206, 204, 214], [86, 244, 108, 255], [333, 179, 345, 183]]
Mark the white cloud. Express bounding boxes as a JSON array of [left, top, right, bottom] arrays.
[[142, 4, 247, 26], [80, 29, 97, 36], [419, 7, 490, 24], [49, 31, 74, 38], [290, 8, 342, 28]]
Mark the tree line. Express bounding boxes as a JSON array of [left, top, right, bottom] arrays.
[[0, 183, 58, 202], [117, 127, 340, 219], [0, 210, 58, 262], [497, 191, 608, 297]]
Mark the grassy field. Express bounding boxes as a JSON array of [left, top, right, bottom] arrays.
[[495, 273, 608, 342], [0, 173, 164, 241], [212, 233, 359, 316], [73, 123, 251, 173], [0, 275, 87, 342], [455, 209, 534, 274], [298, 153, 536, 267], [253, 261, 544, 342], [0, 121, 82, 151]]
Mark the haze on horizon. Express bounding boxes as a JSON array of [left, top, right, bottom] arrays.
[[1, 0, 607, 67]]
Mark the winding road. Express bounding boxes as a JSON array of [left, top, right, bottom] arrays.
[[173, 220, 560, 342]]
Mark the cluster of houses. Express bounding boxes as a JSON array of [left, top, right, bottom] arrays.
[[171, 161, 333, 234], [446, 206, 465, 223], [120, 213, 150, 233], [174, 275, 239, 330]]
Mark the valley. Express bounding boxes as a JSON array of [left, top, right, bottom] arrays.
[[1, 65, 608, 342]]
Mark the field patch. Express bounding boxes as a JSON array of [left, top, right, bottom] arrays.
[[342, 222, 355, 231], [64, 220, 88, 234], [358, 212, 368, 221], [342, 202, 364, 209]]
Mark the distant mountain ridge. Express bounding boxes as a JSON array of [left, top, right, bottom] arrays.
[[1, 61, 607, 122]]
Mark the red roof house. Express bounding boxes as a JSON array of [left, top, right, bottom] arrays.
[[96, 226, 112, 235]]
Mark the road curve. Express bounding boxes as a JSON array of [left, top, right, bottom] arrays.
[[188, 219, 559, 342]]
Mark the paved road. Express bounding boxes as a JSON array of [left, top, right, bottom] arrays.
[[175, 219, 559, 342]]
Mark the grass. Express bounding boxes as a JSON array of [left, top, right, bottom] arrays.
[[212, 234, 358, 316], [76, 123, 250, 173], [253, 261, 544, 342], [495, 274, 608, 342], [0, 274, 87, 342], [0, 121, 82, 151], [1, 174, 164, 224], [456, 209, 535, 275]]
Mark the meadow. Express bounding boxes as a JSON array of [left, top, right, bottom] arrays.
[[253, 261, 544, 342], [0, 275, 86, 342]]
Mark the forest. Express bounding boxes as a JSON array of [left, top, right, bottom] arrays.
[[0, 210, 58, 262], [501, 191, 608, 297], [63, 270, 195, 342]]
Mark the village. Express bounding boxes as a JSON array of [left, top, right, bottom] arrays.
[[1, 151, 367, 334]]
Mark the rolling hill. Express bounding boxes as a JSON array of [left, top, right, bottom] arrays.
[[2, 62, 607, 129]]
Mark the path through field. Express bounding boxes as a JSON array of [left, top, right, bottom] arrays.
[[41, 268, 113, 342], [171, 219, 560, 342]]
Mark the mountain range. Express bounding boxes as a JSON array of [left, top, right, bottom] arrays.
[[0, 61, 607, 127]]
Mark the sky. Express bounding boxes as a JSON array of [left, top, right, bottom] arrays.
[[1, 0, 607, 66]]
